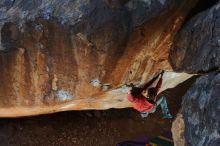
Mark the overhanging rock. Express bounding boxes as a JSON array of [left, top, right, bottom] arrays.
[[0, 72, 192, 117], [0, 0, 197, 117]]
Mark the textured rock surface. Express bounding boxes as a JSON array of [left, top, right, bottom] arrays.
[[169, 1, 220, 73], [172, 72, 220, 146], [170, 2, 220, 145], [0, 0, 197, 117], [172, 113, 186, 146]]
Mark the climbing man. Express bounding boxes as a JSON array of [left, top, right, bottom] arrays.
[[127, 71, 172, 119]]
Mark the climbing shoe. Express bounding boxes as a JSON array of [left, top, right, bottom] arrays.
[[140, 112, 149, 118], [163, 113, 173, 119]]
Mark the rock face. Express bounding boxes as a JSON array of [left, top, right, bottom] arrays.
[[172, 72, 220, 146], [0, 0, 197, 117], [172, 113, 186, 146], [170, 2, 220, 145], [169, 1, 220, 73]]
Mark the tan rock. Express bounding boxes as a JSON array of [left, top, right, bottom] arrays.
[[0, 0, 197, 117], [172, 113, 186, 146]]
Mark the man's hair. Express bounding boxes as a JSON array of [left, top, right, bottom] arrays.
[[148, 88, 157, 97], [130, 87, 143, 98]]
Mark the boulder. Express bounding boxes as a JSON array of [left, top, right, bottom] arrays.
[[169, 1, 220, 73], [172, 72, 220, 146], [0, 0, 197, 117]]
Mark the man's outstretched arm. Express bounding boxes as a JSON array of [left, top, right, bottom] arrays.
[[142, 73, 161, 90], [155, 71, 164, 93]]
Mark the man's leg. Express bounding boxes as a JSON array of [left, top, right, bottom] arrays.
[[149, 106, 156, 113], [156, 96, 172, 118]]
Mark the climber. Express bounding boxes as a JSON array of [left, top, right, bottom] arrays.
[[127, 71, 172, 119]]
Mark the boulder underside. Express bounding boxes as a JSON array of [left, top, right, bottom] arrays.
[[0, 0, 197, 117]]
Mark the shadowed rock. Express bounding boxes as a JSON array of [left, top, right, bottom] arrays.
[[172, 72, 220, 146], [169, 1, 220, 73]]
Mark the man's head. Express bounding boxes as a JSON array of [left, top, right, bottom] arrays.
[[128, 87, 143, 98], [147, 88, 157, 98], [127, 86, 158, 98]]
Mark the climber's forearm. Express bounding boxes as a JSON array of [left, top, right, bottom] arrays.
[[156, 76, 162, 89], [155, 72, 164, 93], [142, 73, 160, 90]]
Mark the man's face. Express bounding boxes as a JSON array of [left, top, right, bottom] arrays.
[[141, 90, 148, 97]]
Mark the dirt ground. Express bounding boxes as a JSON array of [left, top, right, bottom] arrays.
[[0, 76, 198, 146]]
